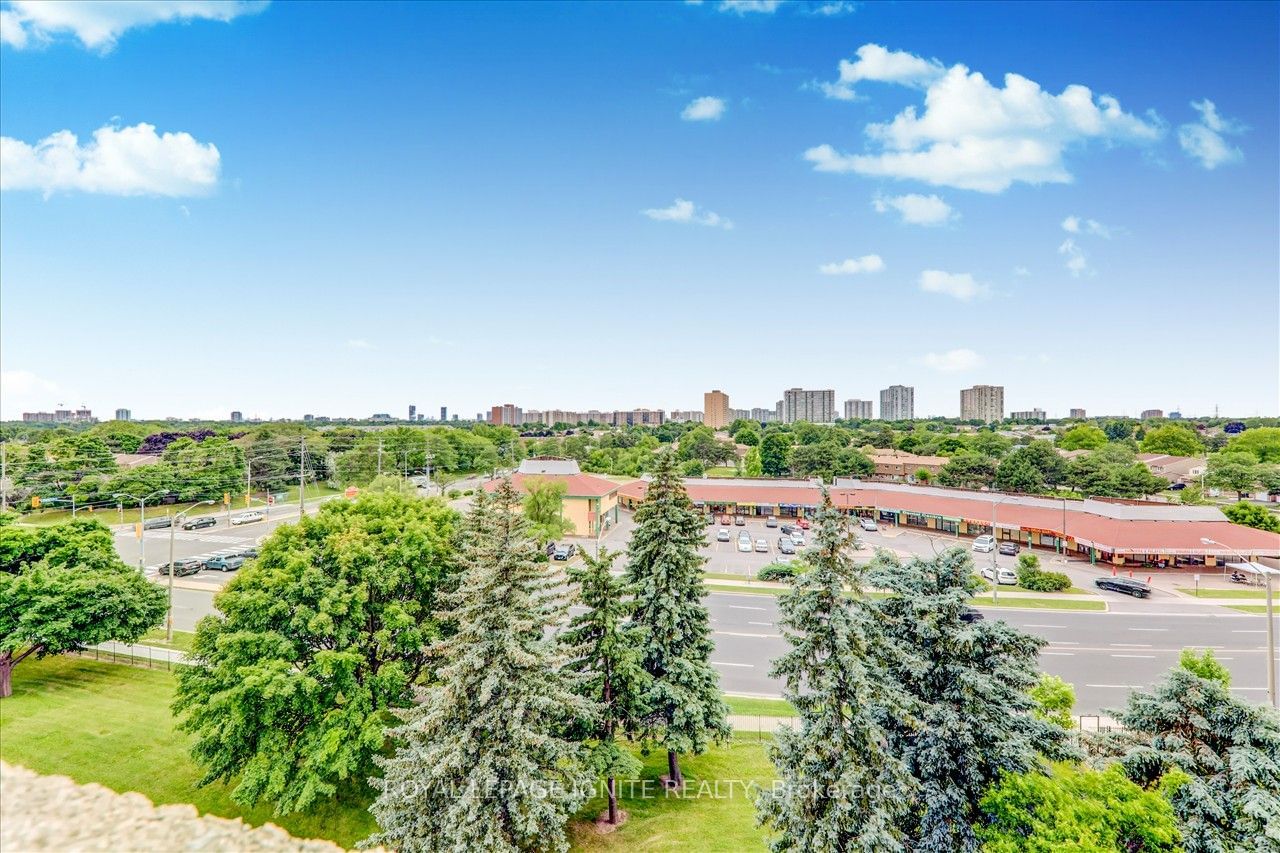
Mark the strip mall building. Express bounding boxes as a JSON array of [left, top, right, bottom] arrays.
[[615, 477, 1280, 568]]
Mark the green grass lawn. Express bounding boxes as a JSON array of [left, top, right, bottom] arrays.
[[3, 656, 779, 851], [1175, 587, 1269, 599], [724, 696, 795, 717], [968, 595, 1106, 611], [138, 629, 196, 653], [569, 741, 774, 851], [0, 656, 376, 848], [1226, 604, 1272, 614], [706, 467, 739, 478], [972, 578, 1093, 595]]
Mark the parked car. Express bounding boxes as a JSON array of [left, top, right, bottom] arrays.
[[1095, 576, 1151, 598], [972, 534, 995, 553], [981, 566, 1018, 585], [142, 516, 172, 530], [858, 517, 878, 532], [230, 510, 266, 526], [719, 515, 732, 525], [553, 543, 577, 561], [960, 606, 985, 623], [777, 536, 796, 555], [705, 513, 715, 526], [158, 558, 203, 577], [234, 546, 259, 559], [204, 555, 246, 572], [734, 515, 746, 526], [765, 516, 779, 528], [754, 538, 769, 553], [998, 541, 1020, 556], [780, 523, 796, 535], [796, 518, 810, 530], [716, 528, 731, 542], [737, 535, 753, 553], [789, 532, 805, 547], [181, 516, 217, 531]]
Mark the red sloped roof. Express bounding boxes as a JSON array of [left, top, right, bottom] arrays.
[[484, 472, 619, 499], [615, 480, 1280, 556]]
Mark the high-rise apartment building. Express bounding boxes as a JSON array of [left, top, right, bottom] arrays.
[[669, 410, 703, 422], [960, 385, 1005, 422], [231, 411, 243, 423], [1140, 409, 1164, 420], [1070, 408, 1086, 419], [782, 388, 835, 423], [440, 406, 447, 421], [879, 385, 914, 421], [703, 390, 731, 429], [408, 404, 416, 421], [843, 399, 873, 420], [775, 400, 783, 421], [750, 407, 775, 422], [115, 408, 131, 421], [490, 403, 522, 426], [1011, 408, 1046, 422]]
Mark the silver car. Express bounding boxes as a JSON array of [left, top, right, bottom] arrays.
[[230, 510, 266, 526]]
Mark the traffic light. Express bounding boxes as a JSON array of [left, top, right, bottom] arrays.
[[30, 496, 40, 508], [223, 492, 230, 505], [135, 522, 143, 539]]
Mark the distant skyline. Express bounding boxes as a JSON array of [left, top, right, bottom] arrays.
[[2, 1, 1277, 420]]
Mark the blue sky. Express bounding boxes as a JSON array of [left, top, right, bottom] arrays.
[[2, 0, 1276, 421]]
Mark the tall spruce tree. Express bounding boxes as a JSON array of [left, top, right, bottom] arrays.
[[625, 449, 729, 785], [867, 547, 1071, 852], [366, 480, 592, 853], [1100, 654, 1280, 851], [562, 547, 648, 825], [757, 491, 915, 852]]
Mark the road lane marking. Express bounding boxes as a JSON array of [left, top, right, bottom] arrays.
[[1050, 641, 1079, 645], [1024, 624, 1065, 629], [1041, 652, 1075, 656], [1111, 654, 1156, 659], [729, 605, 767, 611], [748, 621, 774, 627], [1086, 683, 1144, 689], [1233, 630, 1266, 633], [1110, 643, 1152, 648], [1231, 687, 1267, 691], [712, 661, 754, 668], [715, 631, 781, 639], [1129, 628, 1168, 632]]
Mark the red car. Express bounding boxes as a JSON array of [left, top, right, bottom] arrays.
[[796, 518, 810, 530], [719, 515, 732, 525]]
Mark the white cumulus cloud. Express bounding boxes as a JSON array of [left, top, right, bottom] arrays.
[[1061, 215, 1112, 238], [1, 122, 220, 197], [873, 192, 956, 226], [1178, 99, 1245, 170], [346, 338, 374, 350], [682, 96, 727, 122], [1058, 238, 1092, 277], [817, 43, 944, 101], [819, 254, 884, 275], [717, 0, 784, 13], [0, 0, 266, 52], [811, 1, 856, 16], [918, 269, 989, 301], [0, 369, 63, 417], [642, 198, 733, 229], [917, 349, 984, 372], [805, 44, 1163, 192]]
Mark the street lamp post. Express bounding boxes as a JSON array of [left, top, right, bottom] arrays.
[[113, 491, 167, 571], [990, 495, 1016, 605], [1203, 537, 1276, 709], [166, 500, 217, 642], [43, 496, 77, 518]]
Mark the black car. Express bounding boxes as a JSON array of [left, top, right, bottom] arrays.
[[1095, 576, 1151, 598], [552, 543, 576, 561], [780, 524, 796, 535], [998, 541, 1020, 556], [182, 516, 217, 531], [142, 516, 172, 530], [158, 558, 203, 577], [960, 606, 985, 623], [545, 541, 558, 557]]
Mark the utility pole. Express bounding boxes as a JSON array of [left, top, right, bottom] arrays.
[[299, 438, 307, 521]]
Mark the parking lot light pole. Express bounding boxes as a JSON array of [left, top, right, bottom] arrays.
[[166, 500, 217, 642], [1202, 537, 1275, 709], [44, 496, 77, 518]]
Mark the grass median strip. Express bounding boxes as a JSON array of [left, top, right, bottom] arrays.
[[1175, 587, 1269, 600], [968, 595, 1106, 611], [1226, 604, 1271, 614]]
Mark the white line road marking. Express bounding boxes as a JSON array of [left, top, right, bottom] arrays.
[[715, 631, 781, 639], [1231, 687, 1267, 691], [1050, 641, 1080, 645], [712, 661, 754, 668], [1024, 624, 1065, 629], [1041, 652, 1075, 656], [1233, 630, 1266, 634], [1110, 643, 1152, 648], [1086, 683, 1144, 689], [1111, 654, 1156, 659], [728, 605, 766, 611], [1129, 627, 1169, 632], [748, 621, 774, 627]]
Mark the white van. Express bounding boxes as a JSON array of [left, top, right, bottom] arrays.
[[972, 534, 995, 553]]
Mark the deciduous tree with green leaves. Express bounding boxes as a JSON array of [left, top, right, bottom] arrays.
[[757, 491, 914, 851], [1226, 426, 1280, 463], [868, 547, 1071, 851], [173, 492, 458, 814], [1222, 500, 1280, 532], [1139, 424, 1204, 456], [1058, 423, 1109, 451], [760, 431, 791, 477], [626, 449, 729, 786], [0, 518, 166, 698], [522, 477, 572, 545], [562, 547, 648, 825], [1207, 451, 1260, 499], [367, 481, 591, 852]]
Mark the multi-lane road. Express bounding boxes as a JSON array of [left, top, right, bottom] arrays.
[[112, 501, 1278, 716]]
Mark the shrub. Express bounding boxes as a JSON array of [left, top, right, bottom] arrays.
[[463, 489, 474, 496], [447, 489, 462, 498], [757, 562, 800, 582], [1018, 565, 1072, 592]]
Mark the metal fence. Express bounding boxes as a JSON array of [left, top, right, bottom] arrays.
[[75, 642, 187, 671]]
